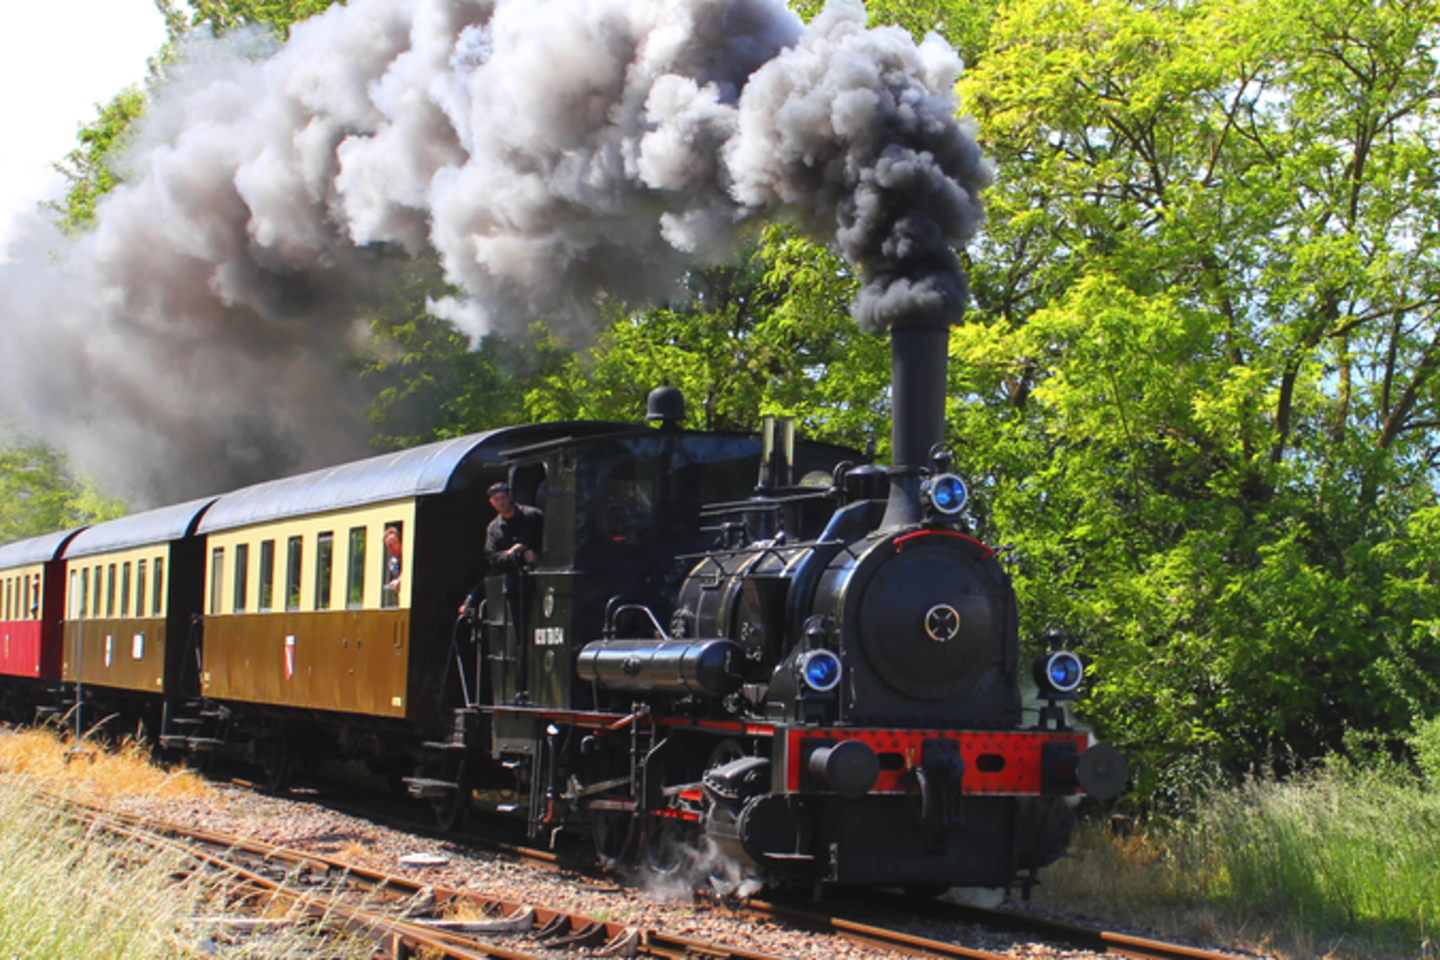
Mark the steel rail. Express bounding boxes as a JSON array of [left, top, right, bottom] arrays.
[[42, 791, 1246, 960], [800, 891, 1255, 960], [40, 795, 810, 960]]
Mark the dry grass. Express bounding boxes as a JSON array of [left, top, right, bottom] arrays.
[[0, 725, 379, 959], [0, 724, 212, 800]]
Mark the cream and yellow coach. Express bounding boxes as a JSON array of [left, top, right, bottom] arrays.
[[61, 499, 214, 731]]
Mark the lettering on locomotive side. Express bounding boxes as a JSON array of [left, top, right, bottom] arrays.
[[534, 627, 566, 646]]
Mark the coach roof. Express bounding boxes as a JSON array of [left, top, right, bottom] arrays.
[[0, 528, 85, 569], [65, 498, 219, 560], [197, 421, 623, 535]]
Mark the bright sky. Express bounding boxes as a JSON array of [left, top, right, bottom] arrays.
[[0, 0, 168, 253]]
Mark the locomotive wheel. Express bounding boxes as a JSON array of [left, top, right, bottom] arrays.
[[642, 816, 693, 876], [425, 757, 473, 833], [256, 737, 292, 795], [902, 884, 950, 900], [591, 810, 636, 869]]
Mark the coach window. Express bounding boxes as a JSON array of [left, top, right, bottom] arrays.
[[152, 557, 164, 616], [23, 575, 31, 619], [285, 536, 303, 612], [258, 540, 275, 611], [80, 568, 90, 618], [315, 532, 333, 611], [210, 548, 224, 616], [106, 564, 117, 618], [121, 563, 133, 618], [136, 561, 147, 619], [4, 579, 10, 621], [380, 522, 403, 609], [233, 544, 249, 613], [346, 527, 366, 609], [70, 572, 80, 619], [92, 566, 102, 619]]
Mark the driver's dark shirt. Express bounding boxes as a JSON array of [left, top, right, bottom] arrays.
[[484, 504, 543, 572]]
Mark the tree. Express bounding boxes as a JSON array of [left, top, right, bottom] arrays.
[[947, 0, 1440, 796], [523, 226, 891, 447], [180, 0, 342, 37], [46, 88, 149, 235], [358, 257, 575, 446], [0, 443, 127, 543], [48, 0, 344, 232]]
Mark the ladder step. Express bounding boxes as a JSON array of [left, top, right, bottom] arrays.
[[421, 740, 467, 752], [402, 777, 457, 799], [159, 736, 225, 751]]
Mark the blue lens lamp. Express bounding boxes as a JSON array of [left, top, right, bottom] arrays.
[[797, 649, 842, 693], [1033, 650, 1084, 698], [920, 473, 968, 517]]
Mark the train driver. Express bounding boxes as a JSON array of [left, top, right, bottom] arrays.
[[460, 481, 543, 702], [483, 482, 542, 570]]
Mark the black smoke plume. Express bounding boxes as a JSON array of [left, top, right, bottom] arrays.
[[0, 0, 989, 504]]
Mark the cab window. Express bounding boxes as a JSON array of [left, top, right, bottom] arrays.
[[600, 458, 657, 544]]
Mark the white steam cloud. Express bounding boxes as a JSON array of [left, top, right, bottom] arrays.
[[0, 0, 989, 503]]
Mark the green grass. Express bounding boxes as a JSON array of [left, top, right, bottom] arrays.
[[1037, 761, 1440, 959], [1181, 766, 1440, 943], [0, 778, 203, 959]]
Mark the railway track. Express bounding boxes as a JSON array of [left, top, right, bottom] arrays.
[[41, 788, 1255, 960], [748, 894, 1256, 960]]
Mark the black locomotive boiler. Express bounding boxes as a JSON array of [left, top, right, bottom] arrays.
[[0, 322, 1124, 896]]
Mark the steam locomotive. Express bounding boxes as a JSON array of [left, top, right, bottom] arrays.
[[0, 322, 1124, 895]]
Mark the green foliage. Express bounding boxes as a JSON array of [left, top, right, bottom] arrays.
[[523, 226, 888, 446], [48, 0, 343, 232], [1410, 715, 1440, 787], [792, 0, 996, 63], [0, 443, 127, 543], [352, 254, 574, 447], [942, 0, 1440, 800], [46, 87, 148, 235], [182, 0, 342, 37]]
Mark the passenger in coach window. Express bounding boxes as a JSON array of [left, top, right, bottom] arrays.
[[383, 525, 403, 590], [381, 524, 404, 609]]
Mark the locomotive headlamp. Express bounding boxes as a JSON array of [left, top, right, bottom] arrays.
[[1033, 650, 1084, 696], [798, 649, 842, 693], [921, 473, 968, 517]]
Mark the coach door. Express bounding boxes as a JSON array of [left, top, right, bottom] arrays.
[[486, 459, 551, 749]]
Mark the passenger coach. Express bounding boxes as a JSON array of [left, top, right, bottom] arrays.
[[0, 528, 80, 716]]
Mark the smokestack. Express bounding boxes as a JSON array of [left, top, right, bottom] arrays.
[[879, 323, 950, 530]]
